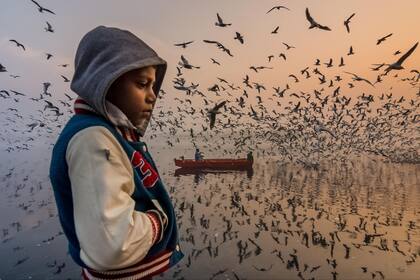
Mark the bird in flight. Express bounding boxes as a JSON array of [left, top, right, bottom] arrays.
[[271, 26, 279, 34], [234, 32, 244, 44], [0, 63, 7, 72], [384, 42, 418, 74], [30, 0, 55, 15], [178, 55, 200, 69], [283, 42, 295, 50], [174, 41, 194, 48], [203, 40, 233, 57], [61, 75, 70, 82], [44, 21, 54, 33], [266, 5, 290, 14], [208, 100, 227, 129], [377, 33, 393, 45], [210, 58, 220, 65], [305, 8, 331, 31], [344, 71, 375, 87], [215, 13, 231, 27], [9, 39, 25, 51], [344, 13, 355, 33]]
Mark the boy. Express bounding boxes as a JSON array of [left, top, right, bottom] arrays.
[[49, 26, 184, 279]]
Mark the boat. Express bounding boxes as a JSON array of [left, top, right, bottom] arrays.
[[174, 158, 253, 170]]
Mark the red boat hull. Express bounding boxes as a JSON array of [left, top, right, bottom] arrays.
[[174, 158, 253, 170]]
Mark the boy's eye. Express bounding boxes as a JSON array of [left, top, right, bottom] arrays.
[[137, 82, 148, 88]]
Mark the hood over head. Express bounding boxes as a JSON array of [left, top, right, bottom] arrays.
[[70, 25, 167, 136]]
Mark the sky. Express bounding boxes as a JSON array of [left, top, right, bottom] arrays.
[[0, 0, 419, 146]]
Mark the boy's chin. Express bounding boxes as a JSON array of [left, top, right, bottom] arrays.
[[132, 117, 150, 136]]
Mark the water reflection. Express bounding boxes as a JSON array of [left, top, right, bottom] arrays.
[[0, 155, 419, 279], [174, 167, 254, 182]]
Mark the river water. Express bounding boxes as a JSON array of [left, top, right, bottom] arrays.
[[0, 140, 419, 280]]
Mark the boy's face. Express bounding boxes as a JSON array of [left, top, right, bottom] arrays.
[[106, 66, 157, 127]]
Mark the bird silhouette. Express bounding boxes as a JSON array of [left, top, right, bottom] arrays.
[[305, 8, 331, 31], [44, 21, 54, 32], [266, 5, 290, 14], [179, 55, 200, 69], [384, 42, 418, 74], [344, 72, 374, 87], [174, 41, 194, 48], [215, 13, 231, 27], [203, 40, 233, 57], [208, 100, 227, 129], [344, 13, 355, 33], [9, 39, 25, 51], [377, 33, 393, 45], [234, 32, 244, 44], [30, 0, 55, 14]]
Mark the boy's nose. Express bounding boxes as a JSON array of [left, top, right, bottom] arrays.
[[146, 89, 157, 103]]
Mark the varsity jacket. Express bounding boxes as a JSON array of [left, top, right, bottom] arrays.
[[48, 25, 184, 279]]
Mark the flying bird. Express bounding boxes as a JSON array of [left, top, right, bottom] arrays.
[[344, 13, 355, 33], [283, 42, 295, 50], [266, 5, 290, 14], [377, 33, 393, 45], [210, 58, 220, 65], [215, 13, 231, 27], [271, 26, 280, 34], [10, 90, 26, 96], [208, 100, 227, 129], [44, 21, 54, 32], [344, 71, 375, 87], [60, 75, 70, 82], [305, 8, 331, 31], [0, 63, 7, 72], [234, 32, 244, 44], [179, 55, 200, 69], [174, 41, 194, 48], [384, 42, 418, 74], [30, 0, 55, 14], [203, 40, 233, 57], [9, 39, 25, 51]]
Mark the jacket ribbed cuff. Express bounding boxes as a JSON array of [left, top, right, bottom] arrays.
[[146, 210, 164, 244]]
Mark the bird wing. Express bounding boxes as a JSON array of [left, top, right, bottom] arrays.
[[344, 22, 350, 33], [216, 13, 222, 24], [266, 7, 276, 14], [396, 42, 418, 66], [203, 39, 218, 45], [44, 8, 55, 14], [31, 0, 42, 9], [213, 100, 227, 111], [318, 24, 331, 31], [305, 8, 315, 25], [346, 13, 355, 22], [180, 55, 189, 65]]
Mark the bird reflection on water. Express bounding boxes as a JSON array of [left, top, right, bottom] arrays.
[[160, 156, 419, 280]]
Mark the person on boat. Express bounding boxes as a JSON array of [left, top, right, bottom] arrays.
[[195, 148, 203, 160], [247, 151, 254, 162]]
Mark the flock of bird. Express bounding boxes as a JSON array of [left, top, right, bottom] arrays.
[[0, 1, 419, 279]]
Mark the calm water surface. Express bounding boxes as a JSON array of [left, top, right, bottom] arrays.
[[0, 142, 419, 280]]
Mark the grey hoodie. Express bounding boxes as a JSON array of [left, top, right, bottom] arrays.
[[70, 25, 167, 136]]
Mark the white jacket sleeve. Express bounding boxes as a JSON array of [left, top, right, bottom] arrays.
[[65, 126, 162, 271]]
